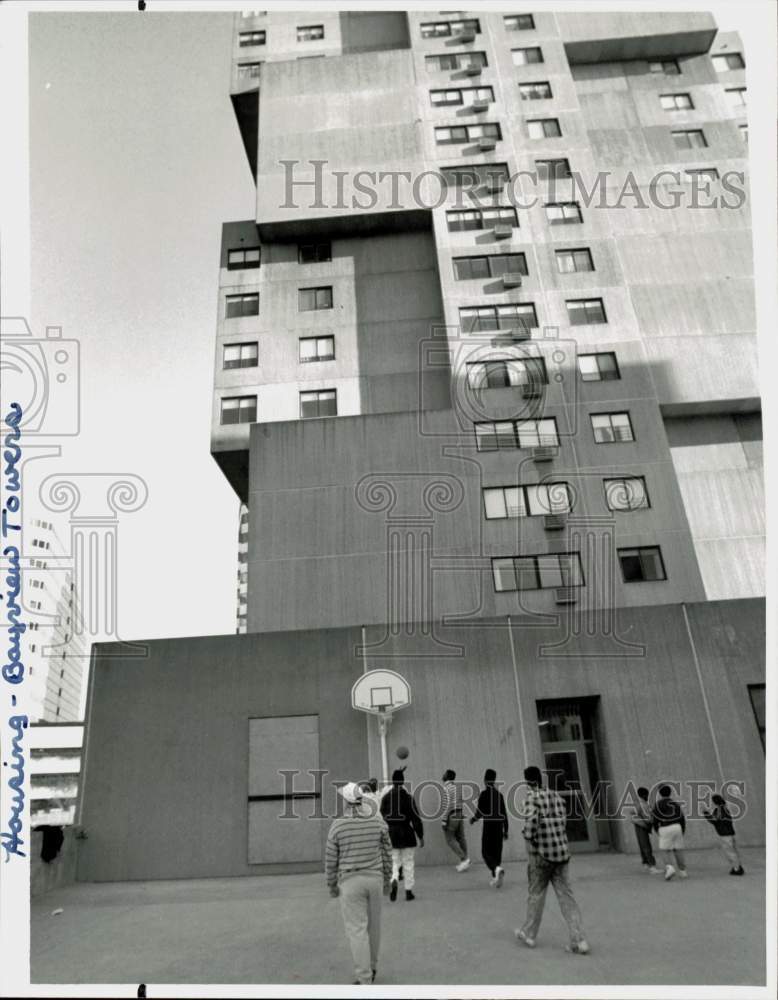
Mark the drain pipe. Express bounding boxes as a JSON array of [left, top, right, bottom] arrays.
[[507, 615, 529, 764], [681, 603, 725, 785]]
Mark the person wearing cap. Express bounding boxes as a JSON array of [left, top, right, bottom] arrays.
[[325, 780, 392, 985], [380, 767, 424, 901]]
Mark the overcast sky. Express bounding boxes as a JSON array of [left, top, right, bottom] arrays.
[[28, 12, 254, 642]]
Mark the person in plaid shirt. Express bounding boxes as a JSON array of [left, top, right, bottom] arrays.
[[515, 765, 590, 954]]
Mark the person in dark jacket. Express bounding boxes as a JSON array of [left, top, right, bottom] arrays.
[[704, 793, 744, 875], [380, 768, 424, 901], [469, 768, 509, 887], [651, 784, 688, 881]]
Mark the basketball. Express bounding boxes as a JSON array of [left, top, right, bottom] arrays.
[[396, 746, 409, 760]]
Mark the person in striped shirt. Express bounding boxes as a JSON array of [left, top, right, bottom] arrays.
[[515, 765, 590, 955], [325, 781, 392, 985], [441, 768, 471, 872]]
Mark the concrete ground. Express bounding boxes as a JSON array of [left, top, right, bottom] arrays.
[[31, 848, 765, 988]]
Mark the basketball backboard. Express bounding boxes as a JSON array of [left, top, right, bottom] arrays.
[[352, 669, 411, 716]]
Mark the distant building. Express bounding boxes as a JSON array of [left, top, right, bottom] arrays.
[[25, 518, 88, 723], [29, 723, 83, 827], [237, 502, 248, 633]]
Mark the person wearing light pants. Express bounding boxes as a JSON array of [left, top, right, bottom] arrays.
[[441, 768, 471, 871], [381, 767, 424, 900], [326, 781, 392, 985], [704, 793, 745, 875]]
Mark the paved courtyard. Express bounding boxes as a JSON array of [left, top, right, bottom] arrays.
[[31, 848, 765, 988]]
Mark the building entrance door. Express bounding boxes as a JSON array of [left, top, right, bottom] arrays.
[[537, 698, 606, 851], [543, 744, 599, 851]]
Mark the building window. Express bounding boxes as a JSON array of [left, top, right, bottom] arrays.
[[300, 389, 337, 418], [528, 118, 562, 139], [556, 248, 593, 273], [430, 85, 494, 107], [685, 167, 720, 181], [420, 18, 480, 38], [225, 293, 259, 318], [567, 298, 606, 325], [725, 87, 747, 108], [299, 336, 335, 362], [435, 122, 501, 145], [441, 163, 510, 189], [739, 124, 748, 144], [672, 129, 707, 150], [446, 206, 517, 232], [504, 14, 535, 31], [297, 25, 324, 42], [512, 46, 543, 66], [237, 62, 262, 80], [712, 52, 745, 72], [239, 30, 266, 46], [227, 247, 260, 270], [578, 352, 619, 381], [536, 158, 572, 179], [591, 412, 634, 443], [492, 552, 584, 592], [223, 342, 258, 370], [425, 51, 488, 72], [604, 476, 649, 511], [298, 242, 332, 264], [649, 59, 680, 75], [475, 417, 559, 451], [618, 546, 666, 582], [660, 93, 694, 110], [519, 81, 552, 100], [748, 684, 766, 751], [545, 201, 583, 225], [460, 303, 538, 332], [453, 253, 528, 280], [484, 482, 573, 519], [221, 396, 257, 425], [299, 286, 333, 311], [466, 356, 547, 389]]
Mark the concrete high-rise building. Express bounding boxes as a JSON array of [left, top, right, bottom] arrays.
[[25, 518, 88, 723], [82, 11, 764, 882], [213, 11, 760, 631]]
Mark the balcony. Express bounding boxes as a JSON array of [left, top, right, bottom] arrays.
[[478, 136, 497, 152], [471, 97, 491, 112], [555, 586, 578, 605], [493, 223, 512, 239], [521, 382, 543, 399], [502, 272, 523, 288], [544, 513, 567, 531], [451, 29, 476, 44], [463, 64, 482, 76]]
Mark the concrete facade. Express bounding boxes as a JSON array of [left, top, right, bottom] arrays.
[[80, 598, 765, 881], [75, 12, 766, 885]]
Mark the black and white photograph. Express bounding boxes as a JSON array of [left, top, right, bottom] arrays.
[[0, 1, 775, 997]]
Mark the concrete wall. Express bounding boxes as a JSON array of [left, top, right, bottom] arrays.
[[246, 354, 706, 633], [665, 412, 764, 598], [31, 827, 79, 897], [77, 633, 369, 882], [78, 598, 765, 881]]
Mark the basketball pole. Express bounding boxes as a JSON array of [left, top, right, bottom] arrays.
[[377, 710, 390, 787]]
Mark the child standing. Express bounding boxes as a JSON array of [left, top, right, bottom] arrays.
[[380, 768, 424, 900], [704, 793, 745, 875], [651, 784, 688, 881], [629, 786, 660, 873], [469, 768, 509, 887]]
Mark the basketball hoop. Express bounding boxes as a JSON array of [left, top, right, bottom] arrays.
[[352, 670, 411, 785]]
